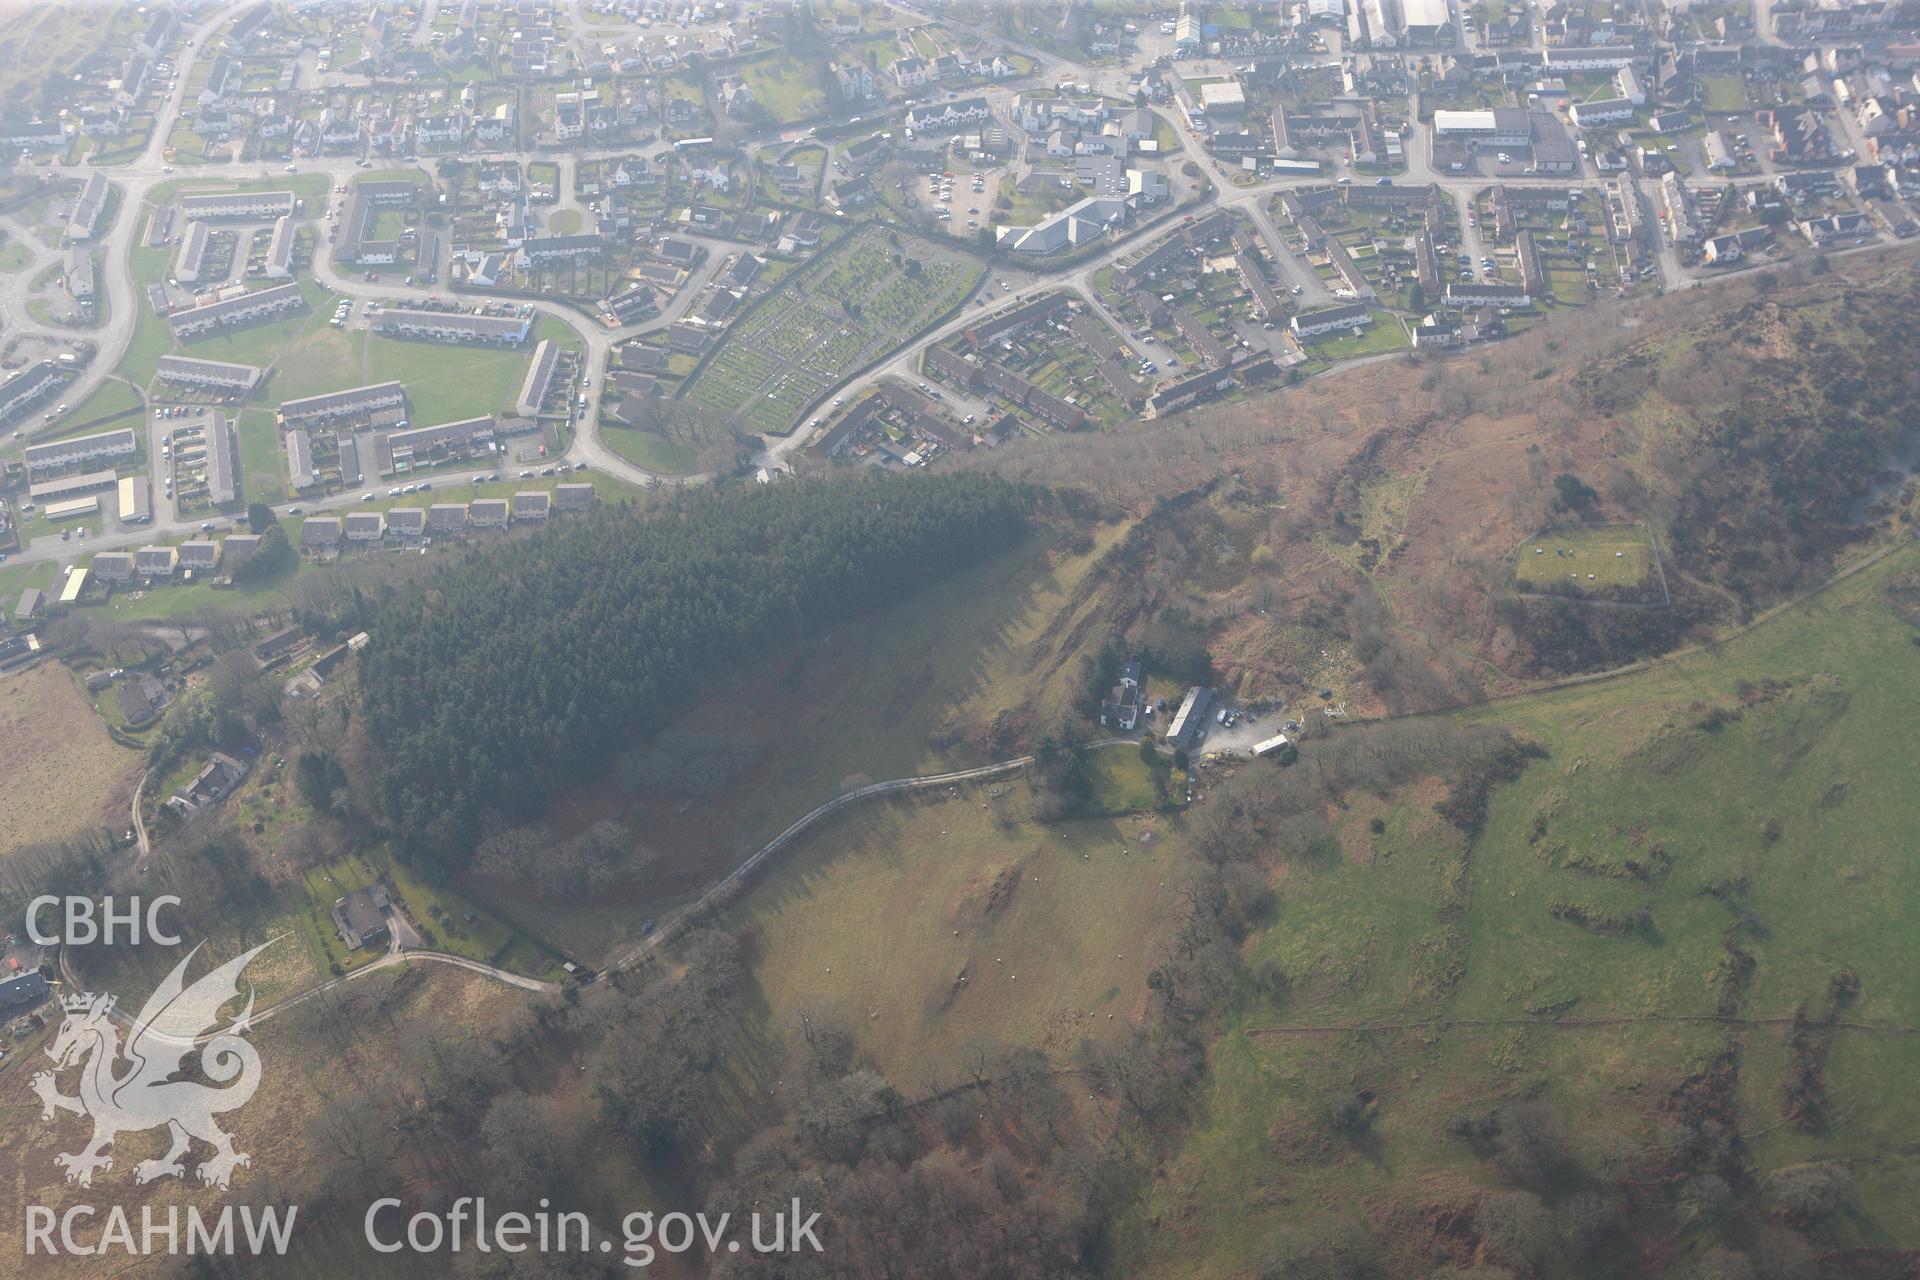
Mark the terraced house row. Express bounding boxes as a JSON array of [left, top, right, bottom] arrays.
[[168, 282, 305, 338], [300, 485, 597, 552]]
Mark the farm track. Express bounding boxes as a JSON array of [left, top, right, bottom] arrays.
[[1246, 1013, 1920, 1038], [52, 534, 1920, 1022], [55, 740, 1145, 1020]]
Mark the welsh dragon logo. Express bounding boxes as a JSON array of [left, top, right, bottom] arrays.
[[30, 941, 272, 1189]]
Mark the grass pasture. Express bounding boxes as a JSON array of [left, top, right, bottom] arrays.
[[364, 316, 580, 427], [1703, 73, 1750, 112], [1512, 521, 1658, 595], [0, 662, 139, 852], [719, 774, 1183, 1079], [1084, 743, 1167, 814], [735, 50, 829, 123], [1122, 541, 1920, 1275]]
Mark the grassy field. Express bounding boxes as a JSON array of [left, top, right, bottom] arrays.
[[87, 554, 311, 621], [1512, 521, 1657, 593], [1703, 74, 1750, 112], [0, 662, 140, 853], [1085, 742, 1167, 814], [236, 407, 286, 504], [295, 848, 560, 982], [364, 316, 580, 426], [1121, 541, 1920, 1274], [683, 226, 981, 433], [719, 772, 1183, 1079], [599, 419, 703, 474], [179, 280, 341, 379], [0, 558, 57, 606], [1309, 309, 1411, 360], [735, 50, 830, 123]]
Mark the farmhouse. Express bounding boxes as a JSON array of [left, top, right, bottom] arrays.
[[166, 753, 249, 817], [1099, 658, 1145, 730], [331, 886, 391, 950]]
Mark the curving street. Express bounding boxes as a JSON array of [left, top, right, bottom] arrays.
[[2, 0, 1857, 576]]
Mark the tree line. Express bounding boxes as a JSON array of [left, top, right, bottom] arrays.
[[359, 474, 1033, 874]]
